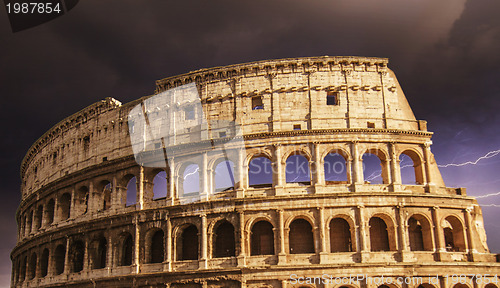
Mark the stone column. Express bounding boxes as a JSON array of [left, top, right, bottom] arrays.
[[464, 208, 476, 260], [134, 215, 140, 273], [138, 166, 145, 210], [356, 205, 369, 261], [423, 142, 435, 192], [397, 205, 410, 261], [351, 142, 363, 187], [83, 239, 89, 272], [318, 207, 328, 263], [166, 216, 172, 271], [273, 144, 284, 194], [201, 153, 209, 200], [389, 143, 402, 188], [277, 209, 286, 264], [64, 238, 70, 274], [313, 143, 325, 187], [87, 181, 94, 215], [200, 214, 208, 269], [69, 187, 76, 219], [432, 206, 445, 260], [107, 236, 113, 272], [237, 211, 246, 267], [169, 158, 176, 204]]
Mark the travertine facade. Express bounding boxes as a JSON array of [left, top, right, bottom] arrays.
[[11, 56, 500, 288]]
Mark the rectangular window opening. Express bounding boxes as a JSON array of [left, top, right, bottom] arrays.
[[367, 122, 375, 129], [185, 107, 195, 120], [219, 131, 227, 138], [327, 92, 339, 105], [293, 124, 301, 130], [252, 96, 264, 110]]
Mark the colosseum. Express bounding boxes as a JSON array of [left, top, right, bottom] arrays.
[[10, 56, 500, 288]]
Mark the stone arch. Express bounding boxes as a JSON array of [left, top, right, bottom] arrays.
[[34, 204, 43, 230], [212, 158, 236, 192], [40, 248, 49, 277], [408, 213, 433, 251], [28, 252, 37, 279], [90, 235, 107, 269], [248, 155, 273, 188], [123, 174, 137, 206], [58, 193, 71, 221], [117, 232, 134, 266], [70, 240, 85, 273], [285, 151, 311, 184], [75, 185, 89, 215], [288, 217, 315, 254], [329, 217, 353, 252], [443, 215, 466, 252], [484, 284, 498, 288], [151, 169, 169, 199], [452, 284, 471, 288], [361, 147, 390, 184], [44, 198, 55, 226], [213, 220, 236, 258], [176, 224, 199, 260], [179, 162, 201, 197], [399, 149, 424, 185], [369, 214, 396, 251], [250, 220, 275, 255], [54, 244, 65, 275], [416, 284, 438, 288], [324, 149, 349, 184], [146, 228, 164, 263], [95, 179, 112, 211]]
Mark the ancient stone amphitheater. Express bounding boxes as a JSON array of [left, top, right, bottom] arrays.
[[11, 56, 500, 288]]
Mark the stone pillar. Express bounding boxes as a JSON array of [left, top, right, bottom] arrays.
[[397, 205, 410, 261], [464, 208, 476, 260], [111, 175, 119, 210], [351, 142, 363, 188], [107, 236, 113, 271], [64, 238, 70, 274], [138, 166, 144, 210], [277, 209, 286, 264], [87, 181, 94, 215], [235, 148, 246, 197], [389, 143, 402, 190], [200, 214, 208, 269], [201, 153, 209, 200], [166, 216, 172, 271], [83, 239, 89, 272], [69, 187, 76, 219], [318, 207, 328, 263], [273, 145, 284, 194], [432, 206, 445, 260], [423, 142, 435, 192], [313, 143, 325, 187], [169, 158, 176, 204], [237, 211, 246, 267], [134, 215, 140, 273], [356, 205, 369, 261]]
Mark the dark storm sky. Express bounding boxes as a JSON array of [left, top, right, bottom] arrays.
[[1, 0, 500, 285]]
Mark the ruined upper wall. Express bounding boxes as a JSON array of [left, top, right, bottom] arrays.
[[20, 56, 431, 200]]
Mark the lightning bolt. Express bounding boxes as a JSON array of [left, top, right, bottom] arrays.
[[475, 191, 500, 199], [183, 167, 200, 179], [477, 204, 500, 207], [438, 149, 500, 168]]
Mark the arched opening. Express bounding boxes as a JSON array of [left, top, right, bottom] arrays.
[[324, 152, 348, 184], [126, 176, 137, 206], [408, 215, 433, 251], [214, 221, 236, 258], [362, 153, 384, 184], [59, 193, 71, 220], [250, 220, 274, 255], [182, 164, 200, 196], [214, 160, 235, 192], [71, 240, 85, 273], [330, 218, 352, 252], [20, 256, 27, 281], [77, 186, 89, 215], [40, 248, 49, 277], [286, 154, 310, 184], [54, 244, 65, 275], [452, 285, 469, 288], [178, 225, 198, 260], [153, 170, 168, 199], [35, 205, 43, 230], [443, 216, 466, 252], [27, 210, 33, 234], [45, 198, 55, 225], [91, 237, 107, 269], [289, 218, 314, 254], [369, 217, 390, 251], [120, 233, 134, 266], [150, 230, 164, 263], [248, 157, 273, 188], [399, 150, 424, 185], [28, 252, 37, 279], [485, 284, 498, 288]]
